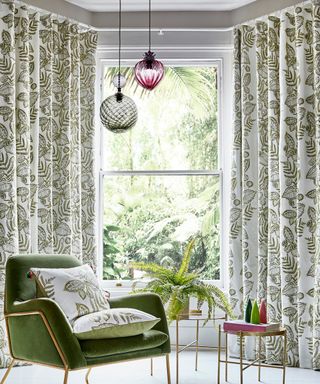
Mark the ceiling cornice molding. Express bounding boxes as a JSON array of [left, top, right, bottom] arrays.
[[22, 0, 304, 30], [91, 0, 304, 29], [97, 45, 234, 52], [66, 0, 256, 13]]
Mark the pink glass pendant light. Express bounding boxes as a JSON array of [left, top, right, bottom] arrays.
[[134, 0, 164, 90]]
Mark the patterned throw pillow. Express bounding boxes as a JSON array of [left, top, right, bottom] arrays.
[[73, 308, 160, 339], [30, 264, 110, 323]]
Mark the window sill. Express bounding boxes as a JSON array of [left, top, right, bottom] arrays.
[[101, 280, 134, 292], [101, 280, 224, 289], [103, 283, 227, 299], [106, 287, 132, 297]]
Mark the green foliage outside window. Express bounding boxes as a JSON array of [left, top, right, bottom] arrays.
[[102, 67, 220, 281]]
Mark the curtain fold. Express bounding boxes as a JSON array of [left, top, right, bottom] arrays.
[[0, 0, 97, 367], [229, 1, 320, 369]]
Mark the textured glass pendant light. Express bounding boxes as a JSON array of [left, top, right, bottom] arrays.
[[134, 0, 164, 90], [100, 0, 138, 133]]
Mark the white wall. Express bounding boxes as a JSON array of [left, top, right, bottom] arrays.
[[93, 11, 233, 29], [97, 29, 233, 54]]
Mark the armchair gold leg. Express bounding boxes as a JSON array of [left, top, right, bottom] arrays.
[[85, 368, 92, 384], [166, 354, 171, 384], [0, 359, 15, 384], [63, 369, 69, 384]]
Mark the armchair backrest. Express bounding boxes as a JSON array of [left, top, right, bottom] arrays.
[[5, 254, 82, 313]]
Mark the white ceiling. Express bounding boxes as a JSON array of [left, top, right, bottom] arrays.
[[65, 0, 257, 12]]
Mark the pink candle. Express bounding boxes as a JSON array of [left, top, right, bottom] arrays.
[[259, 299, 267, 324]]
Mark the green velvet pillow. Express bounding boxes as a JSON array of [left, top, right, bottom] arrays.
[[73, 308, 160, 340]]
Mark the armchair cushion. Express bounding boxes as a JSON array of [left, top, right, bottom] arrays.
[[30, 264, 110, 323], [73, 308, 160, 340], [80, 330, 168, 358]]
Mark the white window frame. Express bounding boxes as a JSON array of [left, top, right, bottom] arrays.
[[95, 50, 233, 294]]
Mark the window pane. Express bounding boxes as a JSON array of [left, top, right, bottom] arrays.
[[102, 67, 219, 171], [103, 175, 220, 281]]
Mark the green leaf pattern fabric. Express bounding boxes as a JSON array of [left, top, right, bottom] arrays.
[[229, 2, 320, 369], [0, 1, 97, 367], [73, 308, 160, 340], [30, 265, 110, 323]]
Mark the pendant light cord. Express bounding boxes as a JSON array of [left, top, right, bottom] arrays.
[[118, 0, 122, 89], [149, 0, 151, 51]]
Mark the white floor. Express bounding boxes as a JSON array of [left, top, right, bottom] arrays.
[[1, 351, 319, 384]]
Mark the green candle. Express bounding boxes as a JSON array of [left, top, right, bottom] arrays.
[[250, 300, 260, 324]]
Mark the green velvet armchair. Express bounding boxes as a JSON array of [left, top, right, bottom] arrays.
[[1, 255, 171, 384]]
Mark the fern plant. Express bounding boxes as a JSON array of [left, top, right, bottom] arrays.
[[131, 239, 234, 322]]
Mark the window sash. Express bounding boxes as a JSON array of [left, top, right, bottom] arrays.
[[100, 63, 220, 173], [100, 171, 223, 287], [101, 170, 221, 176], [98, 60, 226, 289]]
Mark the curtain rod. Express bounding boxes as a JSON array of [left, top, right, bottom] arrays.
[[234, 0, 312, 28]]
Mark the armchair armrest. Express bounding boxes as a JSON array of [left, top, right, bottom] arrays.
[[7, 298, 86, 369], [109, 293, 171, 353]]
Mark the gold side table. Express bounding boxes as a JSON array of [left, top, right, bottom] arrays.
[[175, 313, 226, 384], [217, 325, 287, 384]]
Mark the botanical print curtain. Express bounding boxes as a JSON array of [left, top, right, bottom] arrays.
[[229, 0, 320, 370], [0, 0, 97, 367]]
